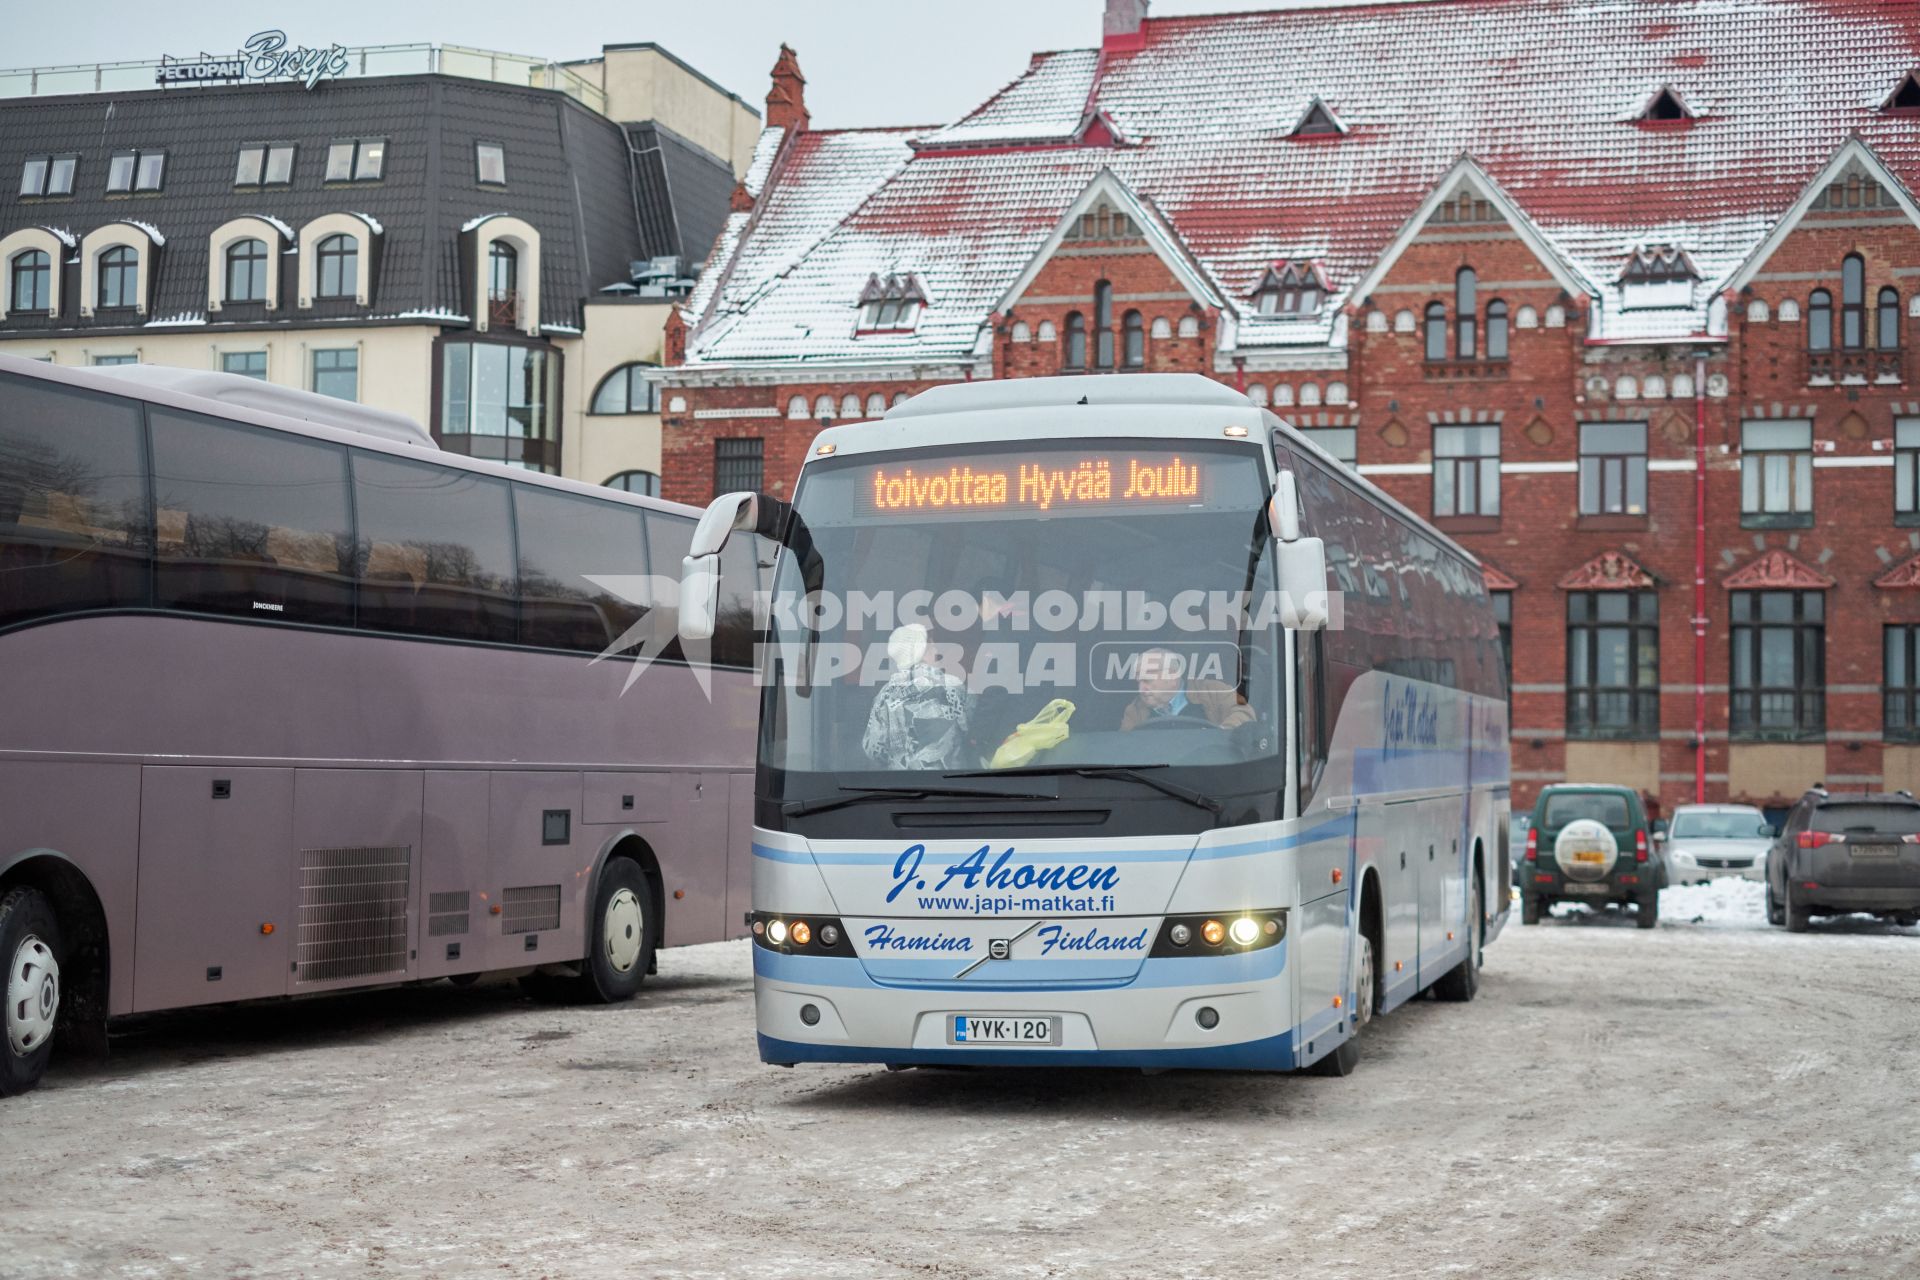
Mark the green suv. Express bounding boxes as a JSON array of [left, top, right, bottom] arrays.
[[1520, 784, 1667, 929]]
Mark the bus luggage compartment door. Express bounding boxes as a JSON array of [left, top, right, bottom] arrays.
[[133, 766, 295, 1012], [289, 769, 424, 993], [1356, 799, 1423, 1010]]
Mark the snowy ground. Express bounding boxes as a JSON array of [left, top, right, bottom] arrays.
[[2, 885, 1917, 1280]]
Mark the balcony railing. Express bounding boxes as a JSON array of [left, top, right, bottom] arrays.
[[487, 291, 519, 330], [1808, 348, 1904, 386], [0, 42, 607, 115]]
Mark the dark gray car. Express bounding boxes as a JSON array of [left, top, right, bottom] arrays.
[[1766, 788, 1920, 931]]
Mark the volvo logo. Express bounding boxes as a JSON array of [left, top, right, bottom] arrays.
[[988, 938, 1011, 961]]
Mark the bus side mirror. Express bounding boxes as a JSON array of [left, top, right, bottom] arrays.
[[1269, 470, 1328, 630], [680, 491, 760, 641]]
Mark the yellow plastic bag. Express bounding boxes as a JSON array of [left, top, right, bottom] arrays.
[[989, 698, 1076, 770]]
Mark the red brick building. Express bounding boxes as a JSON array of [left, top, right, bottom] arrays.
[[661, 0, 1920, 817]]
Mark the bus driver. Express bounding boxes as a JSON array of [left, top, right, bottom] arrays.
[[1120, 646, 1254, 732]]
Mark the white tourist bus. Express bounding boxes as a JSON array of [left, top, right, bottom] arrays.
[[682, 374, 1509, 1074]]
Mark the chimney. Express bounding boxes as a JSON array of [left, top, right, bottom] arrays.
[[729, 180, 754, 213], [1103, 0, 1149, 52], [766, 43, 809, 134]]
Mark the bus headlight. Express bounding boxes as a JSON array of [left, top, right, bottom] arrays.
[[749, 912, 848, 952], [1153, 910, 1286, 956]]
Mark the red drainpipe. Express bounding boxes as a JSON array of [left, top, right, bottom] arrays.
[[1232, 355, 1246, 393], [1692, 350, 1708, 804]]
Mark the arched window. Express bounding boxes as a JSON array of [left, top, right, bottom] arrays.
[[1122, 309, 1145, 368], [1455, 267, 1478, 359], [1093, 280, 1115, 370], [1150, 316, 1171, 339], [602, 470, 660, 496], [1300, 382, 1323, 407], [1486, 299, 1509, 360], [1247, 384, 1269, 407], [866, 393, 887, 417], [1272, 384, 1295, 407], [1010, 320, 1031, 342], [97, 246, 138, 309], [1326, 381, 1349, 405], [589, 363, 661, 414], [1037, 319, 1056, 342], [9, 250, 50, 313], [1746, 299, 1770, 323], [1878, 287, 1901, 351], [1394, 308, 1415, 333], [840, 393, 861, 419], [1064, 311, 1087, 369], [813, 395, 834, 420], [787, 395, 808, 419], [488, 241, 518, 303], [1841, 254, 1865, 349], [316, 234, 358, 299], [1424, 301, 1447, 361], [224, 238, 268, 304], [1808, 289, 1833, 352]]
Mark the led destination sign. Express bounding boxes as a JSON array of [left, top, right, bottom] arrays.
[[857, 452, 1209, 515]]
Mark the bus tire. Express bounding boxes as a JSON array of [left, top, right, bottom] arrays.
[[577, 857, 655, 1004], [1434, 874, 1482, 1002], [1, 886, 64, 1097], [1308, 1033, 1359, 1077], [1521, 893, 1541, 926]]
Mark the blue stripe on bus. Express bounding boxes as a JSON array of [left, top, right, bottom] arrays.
[[750, 814, 1357, 869], [757, 1030, 1296, 1071], [753, 942, 1287, 990]]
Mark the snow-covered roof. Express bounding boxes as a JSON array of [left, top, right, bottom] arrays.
[[683, 0, 1920, 373]]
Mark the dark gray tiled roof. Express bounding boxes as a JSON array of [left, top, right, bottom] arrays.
[[0, 74, 722, 337]]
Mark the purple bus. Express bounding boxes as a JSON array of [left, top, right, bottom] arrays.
[[0, 354, 758, 1096]]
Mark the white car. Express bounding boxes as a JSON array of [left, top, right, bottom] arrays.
[[1660, 804, 1775, 884]]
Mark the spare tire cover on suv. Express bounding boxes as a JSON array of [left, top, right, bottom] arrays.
[[1554, 818, 1619, 881]]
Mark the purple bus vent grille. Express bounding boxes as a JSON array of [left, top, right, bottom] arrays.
[[427, 891, 470, 937], [296, 844, 412, 984], [502, 885, 561, 934]]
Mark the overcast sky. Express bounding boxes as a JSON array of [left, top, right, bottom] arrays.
[[13, 0, 1442, 130]]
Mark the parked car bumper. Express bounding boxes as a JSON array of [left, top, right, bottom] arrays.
[[1522, 865, 1658, 905], [1666, 852, 1765, 884], [1796, 885, 1920, 913]]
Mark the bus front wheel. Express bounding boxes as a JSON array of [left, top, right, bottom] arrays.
[[1, 886, 63, 1097], [579, 857, 656, 1003]]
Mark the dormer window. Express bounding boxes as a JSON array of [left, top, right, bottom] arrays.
[[1289, 98, 1346, 138], [1619, 244, 1699, 310], [1636, 86, 1694, 123], [856, 272, 927, 332], [1251, 261, 1326, 316], [1883, 69, 1920, 111]]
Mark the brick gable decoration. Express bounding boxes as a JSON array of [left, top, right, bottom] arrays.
[[1558, 551, 1658, 591], [1721, 549, 1835, 591]]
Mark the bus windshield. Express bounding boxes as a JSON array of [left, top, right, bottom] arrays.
[[758, 438, 1284, 812]]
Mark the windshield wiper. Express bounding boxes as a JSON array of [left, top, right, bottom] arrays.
[[783, 783, 1056, 818], [947, 764, 1223, 815]]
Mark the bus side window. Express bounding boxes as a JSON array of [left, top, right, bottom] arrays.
[[0, 373, 152, 629], [352, 451, 517, 644], [148, 408, 353, 626], [642, 511, 694, 663], [1297, 629, 1328, 807], [514, 486, 649, 654]]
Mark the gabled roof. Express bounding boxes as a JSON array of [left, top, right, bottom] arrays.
[[989, 169, 1222, 315], [1725, 138, 1920, 293], [1348, 157, 1595, 306], [683, 0, 1920, 373]]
